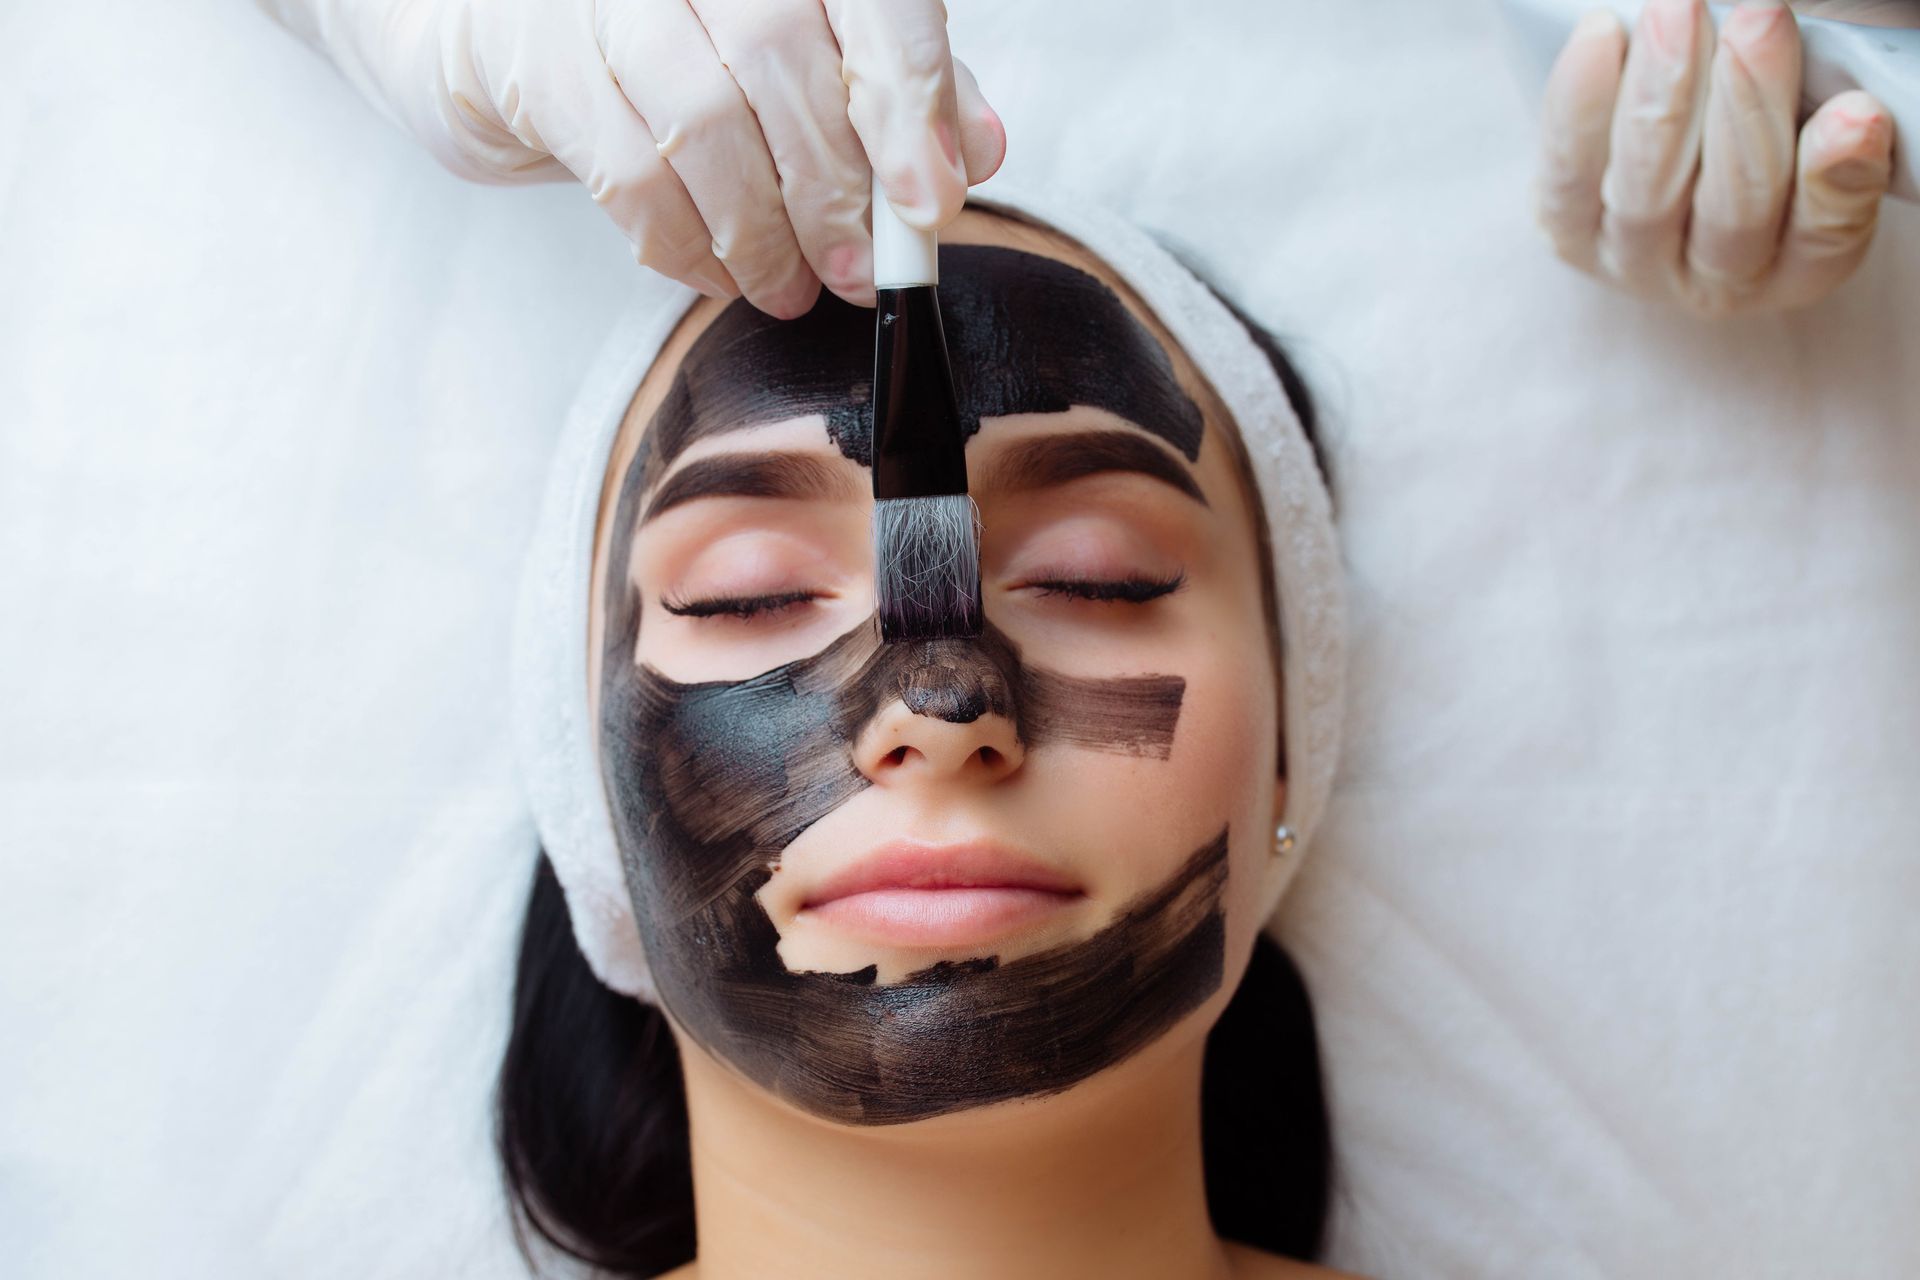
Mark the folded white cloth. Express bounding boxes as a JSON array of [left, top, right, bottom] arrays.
[[509, 183, 1349, 1001]]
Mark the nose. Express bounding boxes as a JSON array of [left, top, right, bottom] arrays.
[[852, 651, 1027, 786]]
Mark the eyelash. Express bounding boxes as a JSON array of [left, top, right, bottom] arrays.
[[1026, 569, 1187, 604], [659, 589, 820, 621], [658, 571, 1186, 623]]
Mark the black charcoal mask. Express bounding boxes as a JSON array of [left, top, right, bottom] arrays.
[[600, 244, 1230, 1125]]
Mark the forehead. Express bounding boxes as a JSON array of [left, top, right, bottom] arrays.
[[618, 242, 1206, 503]]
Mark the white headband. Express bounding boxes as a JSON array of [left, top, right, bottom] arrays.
[[510, 184, 1347, 1002]]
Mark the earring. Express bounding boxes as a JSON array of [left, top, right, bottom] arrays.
[[1273, 823, 1296, 856]]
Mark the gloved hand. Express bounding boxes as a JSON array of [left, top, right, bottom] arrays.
[[258, 0, 1006, 317], [1535, 0, 1896, 316]]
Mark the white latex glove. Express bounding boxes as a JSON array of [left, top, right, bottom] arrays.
[[259, 0, 1006, 317], [1535, 0, 1897, 315]]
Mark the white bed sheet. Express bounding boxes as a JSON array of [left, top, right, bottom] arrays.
[[1, 1, 1913, 1276]]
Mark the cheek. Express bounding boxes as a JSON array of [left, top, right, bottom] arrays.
[[1152, 621, 1280, 919], [1171, 642, 1276, 826], [1058, 622, 1275, 903]]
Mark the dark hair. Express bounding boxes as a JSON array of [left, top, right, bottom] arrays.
[[496, 292, 1338, 1277]]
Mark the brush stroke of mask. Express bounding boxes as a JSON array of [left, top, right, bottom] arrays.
[[600, 244, 1231, 1125]]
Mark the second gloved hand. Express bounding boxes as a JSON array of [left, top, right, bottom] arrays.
[[1534, 0, 1896, 316], [261, 0, 1006, 316]]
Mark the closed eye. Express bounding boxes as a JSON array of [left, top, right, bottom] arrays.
[[657, 570, 1186, 624], [658, 590, 824, 621], [1023, 570, 1187, 604]]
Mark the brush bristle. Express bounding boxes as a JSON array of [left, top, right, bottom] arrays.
[[873, 493, 984, 640]]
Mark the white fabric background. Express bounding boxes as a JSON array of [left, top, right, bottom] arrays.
[[1, 1, 1913, 1276]]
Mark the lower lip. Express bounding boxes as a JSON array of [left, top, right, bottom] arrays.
[[801, 887, 1083, 947]]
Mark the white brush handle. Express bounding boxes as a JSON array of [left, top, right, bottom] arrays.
[[872, 174, 939, 288], [1497, 0, 1918, 203]]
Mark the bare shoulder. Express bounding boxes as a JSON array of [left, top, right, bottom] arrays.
[[1224, 1240, 1373, 1280]]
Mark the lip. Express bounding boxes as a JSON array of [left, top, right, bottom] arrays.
[[802, 840, 1083, 906], [797, 840, 1086, 947]]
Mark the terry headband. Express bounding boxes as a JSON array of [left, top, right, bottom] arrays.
[[509, 184, 1347, 1003]]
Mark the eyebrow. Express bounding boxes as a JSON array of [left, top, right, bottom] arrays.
[[640, 451, 859, 525], [979, 430, 1208, 507]]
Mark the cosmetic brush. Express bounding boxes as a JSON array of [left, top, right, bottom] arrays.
[[869, 174, 982, 641]]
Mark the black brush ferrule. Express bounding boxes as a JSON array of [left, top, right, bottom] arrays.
[[871, 285, 968, 501]]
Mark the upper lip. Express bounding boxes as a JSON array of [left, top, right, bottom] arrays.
[[799, 840, 1084, 908]]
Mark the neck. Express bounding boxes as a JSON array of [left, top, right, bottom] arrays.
[[674, 1031, 1232, 1280]]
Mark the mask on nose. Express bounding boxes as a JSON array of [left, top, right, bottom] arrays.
[[600, 611, 1229, 1125]]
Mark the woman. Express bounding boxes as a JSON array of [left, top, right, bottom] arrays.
[[502, 191, 1355, 1279], [254, 5, 1901, 1276]]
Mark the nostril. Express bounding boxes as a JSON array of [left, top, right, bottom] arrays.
[[863, 734, 1020, 779]]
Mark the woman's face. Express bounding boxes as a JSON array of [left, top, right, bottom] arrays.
[[588, 209, 1287, 1126]]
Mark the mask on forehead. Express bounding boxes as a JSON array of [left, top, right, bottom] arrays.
[[598, 245, 1230, 1126], [619, 243, 1204, 498]]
